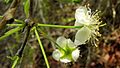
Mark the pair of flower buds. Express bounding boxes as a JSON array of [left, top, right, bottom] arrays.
[[52, 6, 102, 63]]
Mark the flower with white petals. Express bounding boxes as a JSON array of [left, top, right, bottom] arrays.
[[74, 6, 102, 45], [52, 37, 80, 63]]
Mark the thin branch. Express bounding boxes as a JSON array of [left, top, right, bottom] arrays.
[[11, 25, 30, 68], [16, 26, 30, 57]]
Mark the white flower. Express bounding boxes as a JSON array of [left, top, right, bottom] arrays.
[[52, 37, 80, 63], [75, 6, 92, 25], [74, 26, 91, 45], [74, 6, 102, 45]]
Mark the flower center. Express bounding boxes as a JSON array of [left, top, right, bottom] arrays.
[[60, 44, 75, 61]]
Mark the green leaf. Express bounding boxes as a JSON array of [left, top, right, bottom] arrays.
[[7, 24, 23, 27], [0, 26, 23, 41], [24, 0, 30, 18], [12, 56, 20, 68], [3, 0, 13, 4], [7, 56, 14, 60]]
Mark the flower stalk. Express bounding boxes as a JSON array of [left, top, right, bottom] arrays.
[[34, 27, 50, 68], [37, 23, 83, 28]]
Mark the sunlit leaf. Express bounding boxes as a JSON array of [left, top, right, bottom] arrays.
[[0, 26, 23, 41], [24, 0, 30, 18]]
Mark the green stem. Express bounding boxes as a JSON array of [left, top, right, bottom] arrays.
[[7, 23, 83, 29], [1, 15, 83, 29], [7, 24, 23, 27], [37, 23, 83, 28], [99, 23, 106, 27], [14, 19, 24, 23], [0, 16, 24, 23], [12, 56, 19, 68], [34, 27, 50, 68]]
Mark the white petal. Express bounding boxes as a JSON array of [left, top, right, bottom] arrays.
[[60, 58, 71, 63], [72, 49, 80, 61], [74, 20, 83, 26], [56, 36, 67, 48], [75, 6, 87, 19], [74, 26, 91, 45], [75, 6, 92, 25], [52, 49, 61, 61], [67, 39, 76, 48], [75, 7, 87, 24]]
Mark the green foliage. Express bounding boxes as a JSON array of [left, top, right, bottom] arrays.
[[23, 0, 30, 18], [59, 0, 81, 3], [0, 26, 23, 41], [3, 0, 13, 4], [72, 0, 81, 3], [11, 56, 19, 68], [7, 55, 20, 68]]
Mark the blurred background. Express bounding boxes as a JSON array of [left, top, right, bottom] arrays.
[[0, 0, 120, 68]]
